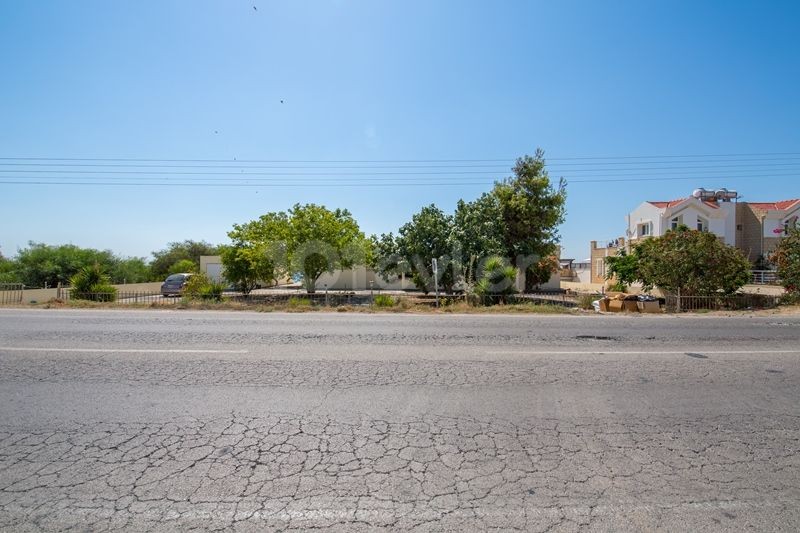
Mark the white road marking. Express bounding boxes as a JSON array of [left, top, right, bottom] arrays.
[[487, 350, 800, 355], [0, 347, 248, 354]]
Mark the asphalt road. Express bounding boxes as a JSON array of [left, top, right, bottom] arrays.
[[0, 309, 798, 532]]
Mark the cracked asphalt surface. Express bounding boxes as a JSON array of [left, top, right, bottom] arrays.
[[0, 309, 798, 531]]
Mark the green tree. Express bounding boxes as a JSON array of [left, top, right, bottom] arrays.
[[221, 205, 370, 294], [605, 250, 640, 291], [150, 240, 219, 280], [167, 259, 199, 275], [633, 226, 751, 296], [452, 194, 505, 284], [371, 233, 409, 284], [0, 249, 20, 284], [110, 257, 151, 284], [492, 150, 567, 291], [770, 227, 800, 296], [394, 205, 456, 293], [14, 242, 117, 288], [285, 204, 371, 293], [221, 211, 290, 294]]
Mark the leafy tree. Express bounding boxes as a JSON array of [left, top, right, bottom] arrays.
[[70, 264, 118, 302], [473, 256, 518, 304], [394, 205, 456, 293], [14, 242, 117, 288], [770, 227, 800, 296], [221, 211, 291, 294], [167, 259, 199, 276], [633, 226, 751, 296], [221, 205, 370, 294], [605, 250, 640, 291], [371, 233, 409, 284], [150, 240, 219, 280], [0, 250, 19, 284], [110, 257, 151, 284], [452, 194, 505, 284], [492, 150, 567, 291], [285, 204, 371, 293]]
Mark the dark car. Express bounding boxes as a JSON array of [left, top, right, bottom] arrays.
[[161, 273, 194, 297]]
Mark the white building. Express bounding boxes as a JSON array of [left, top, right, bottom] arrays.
[[626, 188, 738, 245]]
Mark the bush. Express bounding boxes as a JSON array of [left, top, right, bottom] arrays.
[[70, 264, 118, 302], [89, 284, 118, 302], [183, 273, 224, 301], [770, 227, 800, 295], [373, 294, 396, 307], [473, 256, 518, 305], [288, 297, 312, 308]]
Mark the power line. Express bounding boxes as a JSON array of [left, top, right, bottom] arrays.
[[1, 151, 799, 164], [2, 160, 800, 173], [0, 173, 797, 187], [2, 163, 800, 179]]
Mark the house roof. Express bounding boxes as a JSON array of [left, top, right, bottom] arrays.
[[647, 197, 719, 210], [746, 199, 800, 211]]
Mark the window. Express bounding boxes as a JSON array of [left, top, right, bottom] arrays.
[[670, 216, 683, 230], [696, 217, 709, 232], [737, 224, 743, 231], [638, 222, 652, 237]]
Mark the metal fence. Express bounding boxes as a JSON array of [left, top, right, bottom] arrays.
[[53, 289, 583, 309], [664, 293, 781, 312], [750, 270, 780, 285], [0, 283, 24, 304]]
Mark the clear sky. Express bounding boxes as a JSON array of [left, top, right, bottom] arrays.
[[1, 0, 798, 262]]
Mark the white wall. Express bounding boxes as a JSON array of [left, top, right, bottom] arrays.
[[628, 202, 663, 238]]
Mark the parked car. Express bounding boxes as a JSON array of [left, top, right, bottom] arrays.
[[161, 273, 194, 297]]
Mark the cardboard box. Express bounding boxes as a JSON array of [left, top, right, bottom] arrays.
[[637, 300, 661, 313], [607, 300, 625, 312], [622, 300, 639, 312], [598, 298, 609, 312]]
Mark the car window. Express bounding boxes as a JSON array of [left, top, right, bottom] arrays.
[[165, 274, 185, 282]]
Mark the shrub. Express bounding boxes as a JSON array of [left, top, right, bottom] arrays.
[[70, 264, 118, 302], [373, 294, 396, 307], [288, 297, 312, 308], [473, 256, 518, 305], [183, 273, 224, 301], [770, 227, 800, 296]]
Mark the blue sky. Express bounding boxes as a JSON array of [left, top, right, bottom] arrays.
[[1, 0, 798, 261]]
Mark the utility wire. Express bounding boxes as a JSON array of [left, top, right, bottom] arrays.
[[0, 173, 797, 187], [1, 151, 799, 164]]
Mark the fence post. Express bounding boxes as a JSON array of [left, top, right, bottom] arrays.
[[324, 284, 328, 307], [676, 288, 681, 313]]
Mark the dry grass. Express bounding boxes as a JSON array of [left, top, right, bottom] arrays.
[[20, 297, 580, 315]]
